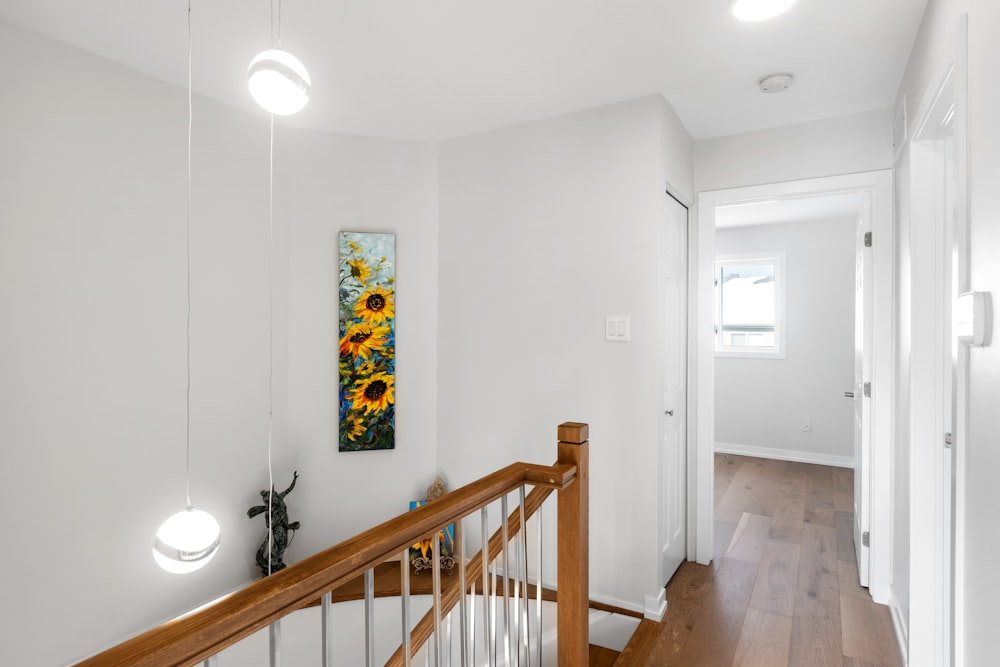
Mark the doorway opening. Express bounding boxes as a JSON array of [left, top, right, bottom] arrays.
[[691, 171, 894, 605]]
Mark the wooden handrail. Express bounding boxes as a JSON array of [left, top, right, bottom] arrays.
[[75, 423, 588, 667]]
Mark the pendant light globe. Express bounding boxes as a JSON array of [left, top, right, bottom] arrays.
[[153, 507, 221, 574], [248, 49, 311, 115], [730, 0, 797, 21]]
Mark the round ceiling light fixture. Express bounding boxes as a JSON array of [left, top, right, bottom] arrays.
[[248, 49, 312, 115], [153, 507, 222, 574], [731, 0, 798, 21], [758, 72, 795, 93]]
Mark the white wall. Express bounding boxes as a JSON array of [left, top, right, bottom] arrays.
[[280, 127, 440, 551], [695, 109, 894, 192], [893, 1, 1000, 665], [0, 21, 439, 666], [437, 95, 693, 615], [714, 219, 856, 465]]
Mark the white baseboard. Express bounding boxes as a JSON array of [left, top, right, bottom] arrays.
[[643, 589, 666, 622], [715, 442, 853, 468], [888, 591, 909, 666]]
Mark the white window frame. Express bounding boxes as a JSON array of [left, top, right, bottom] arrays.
[[714, 252, 786, 359]]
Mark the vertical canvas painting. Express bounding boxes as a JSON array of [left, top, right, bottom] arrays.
[[338, 232, 395, 451]]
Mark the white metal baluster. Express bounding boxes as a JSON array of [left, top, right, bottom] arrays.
[[444, 611, 453, 667], [322, 591, 334, 667], [512, 496, 521, 667], [469, 576, 477, 665], [433, 530, 443, 667], [269, 619, 281, 667], [365, 567, 375, 667], [535, 506, 543, 665], [402, 548, 412, 667], [501, 494, 511, 667], [519, 486, 531, 667], [481, 507, 494, 667], [203, 656, 218, 667], [457, 518, 469, 666]]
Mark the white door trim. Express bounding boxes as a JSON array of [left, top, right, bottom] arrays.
[[904, 16, 968, 665], [691, 172, 894, 606]]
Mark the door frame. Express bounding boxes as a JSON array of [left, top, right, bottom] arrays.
[[690, 171, 894, 605], [904, 16, 968, 665]]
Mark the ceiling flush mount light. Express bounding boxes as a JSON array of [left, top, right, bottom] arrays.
[[154, 0, 221, 574], [731, 0, 798, 21], [758, 72, 794, 93], [248, 49, 311, 115]]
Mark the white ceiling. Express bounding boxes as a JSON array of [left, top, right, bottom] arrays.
[[0, 0, 927, 142], [716, 192, 864, 228]]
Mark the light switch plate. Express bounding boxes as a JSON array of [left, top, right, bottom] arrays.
[[605, 316, 630, 342]]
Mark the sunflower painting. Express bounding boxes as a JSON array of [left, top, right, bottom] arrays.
[[339, 232, 395, 451]]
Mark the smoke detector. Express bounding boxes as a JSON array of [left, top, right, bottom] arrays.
[[758, 72, 794, 93]]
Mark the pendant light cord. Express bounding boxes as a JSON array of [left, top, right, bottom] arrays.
[[185, 0, 193, 512], [270, 0, 282, 46], [265, 0, 283, 578], [266, 111, 275, 576]]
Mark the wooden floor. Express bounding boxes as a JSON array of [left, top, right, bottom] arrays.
[[614, 454, 902, 667]]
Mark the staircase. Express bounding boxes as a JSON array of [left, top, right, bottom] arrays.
[[75, 423, 591, 667]]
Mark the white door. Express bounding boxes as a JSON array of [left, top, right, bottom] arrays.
[[853, 196, 873, 587], [660, 194, 688, 585]]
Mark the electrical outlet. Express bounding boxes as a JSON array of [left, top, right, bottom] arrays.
[[802, 419, 812, 433]]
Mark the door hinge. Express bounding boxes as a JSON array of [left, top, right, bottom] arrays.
[[862, 531, 870, 547], [863, 381, 871, 397], [945, 432, 953, 448], [864, 231, 873, 247]]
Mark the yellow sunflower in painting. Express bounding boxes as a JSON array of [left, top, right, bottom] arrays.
[[412, 538, 432, 559], [345, 418, 365, 441], [349, 372, 395, 414], [353, 286, 395, 324], [411, 529, 448, 559], [347, 257, 372, 282], [339, 323, 390, 359]]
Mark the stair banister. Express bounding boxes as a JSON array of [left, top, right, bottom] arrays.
[[75, 422, 588, 667]]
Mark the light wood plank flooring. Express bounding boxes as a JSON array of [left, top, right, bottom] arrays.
[[614, 454, 902, 667]]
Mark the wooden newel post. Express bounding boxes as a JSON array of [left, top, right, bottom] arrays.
[[556, 421, 589, 666]]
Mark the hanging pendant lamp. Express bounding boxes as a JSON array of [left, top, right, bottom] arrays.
[[154, 0, 221, 574], [730, 0, 798, 22], [248, 49, 311, 115], [248, 1, 311, 115]]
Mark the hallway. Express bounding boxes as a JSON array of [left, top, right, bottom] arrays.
[[619, 454, 902, 666]]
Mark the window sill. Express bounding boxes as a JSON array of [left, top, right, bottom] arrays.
[[715, 349, 786, 360]]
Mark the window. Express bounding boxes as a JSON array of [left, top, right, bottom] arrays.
[[715, 253, 785, 358]]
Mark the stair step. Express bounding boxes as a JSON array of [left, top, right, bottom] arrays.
[[590, 643, 621, 666]]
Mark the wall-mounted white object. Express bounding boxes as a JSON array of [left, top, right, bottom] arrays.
[[956, 291, 992, 346], [605, 316, 630, 342]]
